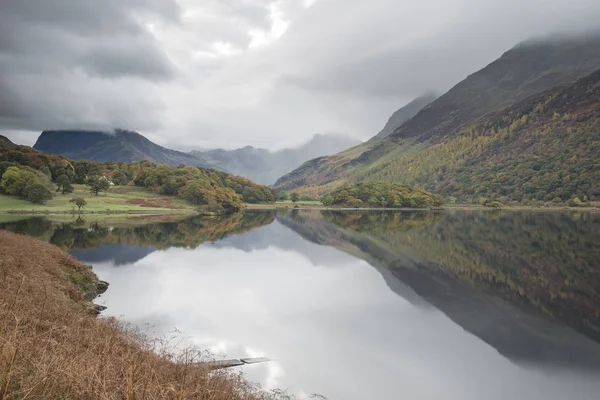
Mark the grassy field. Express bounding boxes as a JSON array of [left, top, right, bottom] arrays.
[[0, 184, 196, 213], [276, 200, 322, 205]]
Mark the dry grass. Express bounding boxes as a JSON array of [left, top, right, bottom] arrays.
[[0, 231, 307, 400]]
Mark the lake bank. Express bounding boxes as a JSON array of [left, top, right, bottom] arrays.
[[246, 203, 600, 213], [0, 230, 290, 399]]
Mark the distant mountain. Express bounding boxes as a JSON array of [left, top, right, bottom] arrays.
[[372, 93, 437, 141], [33, 129, 212, 167], [271, 93, 436, 189], [31, 130, 359, 186], [274, 35, 600, 203], [190, 133, 361, 185]]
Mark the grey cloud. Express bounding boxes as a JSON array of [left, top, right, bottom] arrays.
[[0, 0, 179, 37], [81, 39, 175, 81], [171, 0, 600, 150], [275, 0, 600, 100], [177, 0, 274, 51], [3, 0, 600, 150], [0, 0, 179, 79], [0, 0, 180, 134]]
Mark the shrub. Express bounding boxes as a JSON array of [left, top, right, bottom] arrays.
[[26, 183, 53, 204]]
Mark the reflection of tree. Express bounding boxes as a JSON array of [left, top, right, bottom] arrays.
[[322, 210, 444, 233], [0, 217, 54, 239], [321, 210, 600, 341], [0, 212, 276, 251]]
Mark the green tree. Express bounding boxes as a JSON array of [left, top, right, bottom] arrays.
[[87, 176, 110, 196], [321, 194, 334, 206], [26, 183, 53, 204], [1, 166, 54, 203], [278, 190, 289, 201], [56, 174, 74, 194], [1, 167, 29, 196], [290, 192, 299, 203], [70, 197, 87, 213], [112, 171, 129, 186]]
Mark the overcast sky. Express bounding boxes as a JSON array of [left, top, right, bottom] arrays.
[[1, 0, 600, 150]]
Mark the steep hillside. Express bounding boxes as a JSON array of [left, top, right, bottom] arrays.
[[275, 36, 600, 200], [33, 129, 212, 167], [191, 133, 361, 185], [356, 68, 600, 203], [274, 93, 438, 190], [372, 93, 437, 141]]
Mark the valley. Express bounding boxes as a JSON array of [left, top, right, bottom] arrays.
[[1, 4, 600, 398]]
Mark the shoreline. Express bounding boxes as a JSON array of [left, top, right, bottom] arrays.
[[0, 209, 194, 215], [1, 203, 597, 216], [245, 203, 600, 213], [0, 230, 287, 399], [1, 206, 598, 216]]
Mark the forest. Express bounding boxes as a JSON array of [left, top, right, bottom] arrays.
[[0, 140, 275, 213], [322, 182, 444, 208]]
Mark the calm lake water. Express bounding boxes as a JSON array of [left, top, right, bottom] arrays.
[[2, 210, 600, 400]]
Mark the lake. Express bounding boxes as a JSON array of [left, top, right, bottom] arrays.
[[2, 210, 600, 400]]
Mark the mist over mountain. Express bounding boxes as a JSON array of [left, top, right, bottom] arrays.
[[275, 35, 600, 203], [30, 129, 359, 186], [191, 133, 361, 185]]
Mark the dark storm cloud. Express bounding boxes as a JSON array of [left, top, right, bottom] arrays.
[[80, 39, 174, 81], [0, 0, 180, 133], [3, 0, 600, 149]]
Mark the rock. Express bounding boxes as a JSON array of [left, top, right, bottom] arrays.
[[96, 280, 109, 294], [88, 304, 107, 315]]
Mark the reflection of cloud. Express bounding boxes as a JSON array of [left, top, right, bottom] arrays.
[[91, 231, 600, 400], [215, 221, 358, 267]]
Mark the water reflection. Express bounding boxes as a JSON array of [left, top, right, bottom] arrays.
[[1, 211, 600, 399]]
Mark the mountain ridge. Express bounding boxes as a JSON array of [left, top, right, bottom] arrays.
[[274, 35, 600, 202], [273, 92, 439, 189], [33, 129, 211, 167], [372, 93, 437, 141], [31, 129, 359, 186]]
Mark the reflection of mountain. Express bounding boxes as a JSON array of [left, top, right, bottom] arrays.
[[277, 210, 600, 370], [69, 244, 156, 265]]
